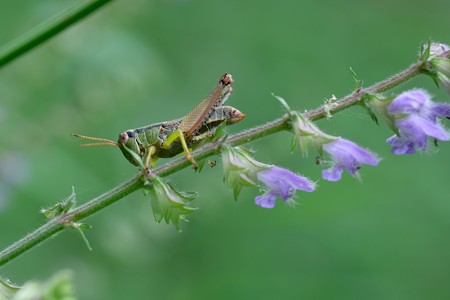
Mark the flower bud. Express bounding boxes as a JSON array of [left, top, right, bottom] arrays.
[[430, 56, 450, 94], [222, 145, 268, 199], [363, 94, 396, 132], [290, 112, 336, 157]]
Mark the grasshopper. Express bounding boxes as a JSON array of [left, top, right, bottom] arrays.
[[73, 73, 245, 170]]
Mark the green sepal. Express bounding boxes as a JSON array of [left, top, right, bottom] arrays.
[[429, 57, 450, 91], [362, 93, 397, 133], [359, 95, 379, 125], [221, 145, 268, 200], [429, 73, 441, 88], [41, 187, 76, 219], [419, 38, 432, 62], [144, 177, 197, 231], [4, 271, 75, 300], [290, 136, 297, 153], [290, 112, 337, 157]]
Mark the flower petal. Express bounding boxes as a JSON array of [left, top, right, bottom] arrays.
[[322, 138, 379, 181], [255, 166, 316, 207], [257, 166, 316, 193], [386, 135, 416, 154], [322, 165, 344, 181], [255, 193, 277, 208], [394, 115, 450, 152], [431, 102, 450, 118], [387, 89, 429, 115], [323, 138, 380, 166]]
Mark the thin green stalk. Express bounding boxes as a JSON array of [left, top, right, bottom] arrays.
[[0, 174, 142, 267], [0, 0, 113, 68], [1, 51, 448, 267]]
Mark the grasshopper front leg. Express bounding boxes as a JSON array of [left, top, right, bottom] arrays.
[[144, 145, 157, 170]]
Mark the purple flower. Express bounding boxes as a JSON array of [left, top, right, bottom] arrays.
[[255, 166, 316, 208], [386, 89, 450, 154], [222, 145, 316, 208], [429, 43, 450, 57], [322, 138, 380, 181]]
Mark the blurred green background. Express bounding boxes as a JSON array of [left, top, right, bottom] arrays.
[[1, 0, 450, 299]]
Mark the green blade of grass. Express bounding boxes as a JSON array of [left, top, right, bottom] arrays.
[[0, 0, 113, 68]]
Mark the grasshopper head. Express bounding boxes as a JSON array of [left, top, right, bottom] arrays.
[[226, 107, 246, 125], [118, 131, 142, 166]]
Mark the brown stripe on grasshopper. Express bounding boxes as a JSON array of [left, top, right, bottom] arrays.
[[177, 73, 233, 136]]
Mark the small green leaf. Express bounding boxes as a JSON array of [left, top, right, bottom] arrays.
[[420, 38, 431, 62], [41, 187, 76, 219], [271, 93, 291, 113], [72, 223, 93, 251], [349, 67, 363, 90]]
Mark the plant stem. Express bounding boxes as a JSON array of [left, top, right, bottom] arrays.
[[0, 0, 113, 68], [1, 51, 448, 267], [0, 174, 142, 267]]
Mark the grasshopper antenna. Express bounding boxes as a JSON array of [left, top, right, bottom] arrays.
[[71, 134, 119, 147]]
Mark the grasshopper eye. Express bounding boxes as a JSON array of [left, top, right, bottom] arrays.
[[118, 132, 129, 144]]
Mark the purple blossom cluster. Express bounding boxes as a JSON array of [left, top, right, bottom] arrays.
[[386, 89, 450, 154]]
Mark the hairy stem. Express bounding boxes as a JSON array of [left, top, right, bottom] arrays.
[[0, 174, 142, 267], [0, 0, 113, 68], [1, 51, 449, 267]]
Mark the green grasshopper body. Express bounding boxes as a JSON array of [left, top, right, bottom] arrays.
[[73, 74, 245, 170], [118, 105, 245, 166]]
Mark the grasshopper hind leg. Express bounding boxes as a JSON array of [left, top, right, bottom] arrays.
[[162, 129, 198, 170]]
